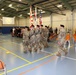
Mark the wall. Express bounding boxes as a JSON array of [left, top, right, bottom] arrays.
[[24, 10, 76, 31], [0, 16, 3, 26], [0, 17, 27, 34], [0, 10, 76, 34]]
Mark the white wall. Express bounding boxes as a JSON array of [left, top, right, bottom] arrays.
[[0, 16, 2, 26], [0, 10, 76, 31], [42, 14, 50, 26]]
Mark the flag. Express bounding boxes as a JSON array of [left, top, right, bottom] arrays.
[[30, 6, 33, 25], [39, 11, 42, 25], [34, 7, 38, 25]]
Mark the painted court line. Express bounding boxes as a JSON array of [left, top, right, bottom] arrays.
[[0, 52, 56, 75], [62, 56, 76, 61], [31, 52, 57, 64], [0, 63, 31, 75], [18, 56, 56, 75], [0, 46, 31, 63]]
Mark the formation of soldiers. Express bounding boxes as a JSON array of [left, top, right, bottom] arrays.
[[22, 25, 49, 53]]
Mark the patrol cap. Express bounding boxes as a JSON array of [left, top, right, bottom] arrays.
[[41, 25, 43, 27], [25, 26, 28, 28], [60, 25, 64, 28], [30, 25, 34, 28], [37, 25, 40, 27]]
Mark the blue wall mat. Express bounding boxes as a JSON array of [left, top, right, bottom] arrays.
[[2, 27, 12, 34], [1, 26, 25, 34]]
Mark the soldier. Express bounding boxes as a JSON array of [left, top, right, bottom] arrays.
[[39, 25, 44, 50], [34, 25, 41, 52], [56, 25, 67, 56], [23, 26, 30, 53], [43, 26, 49, 47], [29, 25, 35, 53]]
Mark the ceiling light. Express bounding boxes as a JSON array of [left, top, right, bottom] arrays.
[[27, 13, 30, 15], [19, 14, 22, 17], [41, 11, 45, 13], [57, 4, 62, 8], [1, 8, 4, 11], [9, 4, 12, 7], [19, 0, 22, 1], [27, 13, 34, 15], [38, 9, 42, 12], [0, 14, 1, 15]]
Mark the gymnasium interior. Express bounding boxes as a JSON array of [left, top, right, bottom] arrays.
[[0, 0, 76, 75]]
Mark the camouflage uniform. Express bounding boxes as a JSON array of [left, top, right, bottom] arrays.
[[29, 28, 36, 53], [35, 27, 41, 52], [40, 27, 45, 50], [23, 28, 30, 53], [57, 27, 67, 56], [44, 27, 49, 47]]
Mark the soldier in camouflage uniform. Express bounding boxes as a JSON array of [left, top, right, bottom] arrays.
[[43, 26, 49, 47], [23, 26, 30, 53], [39, 25, 44, 51], [56, 25, 67, 56], [29, 25, 36, 53], [34, 25, 41, 52]]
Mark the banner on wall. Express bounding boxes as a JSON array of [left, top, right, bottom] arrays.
[[3, 17, 15, 24]]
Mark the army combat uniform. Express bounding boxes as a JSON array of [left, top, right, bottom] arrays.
[[57, 26, 67, 56]]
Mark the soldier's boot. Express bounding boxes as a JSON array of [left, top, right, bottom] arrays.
[[56, 52, 61, 57]]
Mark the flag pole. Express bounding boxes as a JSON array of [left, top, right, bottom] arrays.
[[30, 5, 33, 26], [39, 9, 42, 25], [34, 7, 38, 26]]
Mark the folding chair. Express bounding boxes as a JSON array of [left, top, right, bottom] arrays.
[[0, 60, 7, 75]]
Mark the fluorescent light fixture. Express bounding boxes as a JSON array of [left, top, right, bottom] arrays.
[[19, 14, 22, 17], [27, 13, 34, 15], [38, 9, 42, 11], [1, 8, 4, 11], [27, 13, 30, 15], [19, 0, 22, 1], [9, 4, 12, 7], [57, 4, 62, 8], [41, 11, 45, 13]]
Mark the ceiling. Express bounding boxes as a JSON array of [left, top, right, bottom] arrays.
[[0, 0, 76, 17]]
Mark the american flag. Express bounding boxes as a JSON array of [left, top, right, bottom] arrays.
[[30, 6, 33, 25], [39, 11, 42, 25]]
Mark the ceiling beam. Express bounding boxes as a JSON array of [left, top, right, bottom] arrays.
[[61, 0, 73, 11], [51, 3, 64, 14], [32, 0, 49, 6], [35, 5, 65, 15], [35, 5, 52, 13], [8, 0, 28, 5], [0, 0, 5, 4]]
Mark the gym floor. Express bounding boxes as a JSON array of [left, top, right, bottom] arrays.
[[0, 34, 76, 75]]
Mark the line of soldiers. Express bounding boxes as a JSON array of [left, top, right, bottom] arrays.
[[22, 25, 49, 53]]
